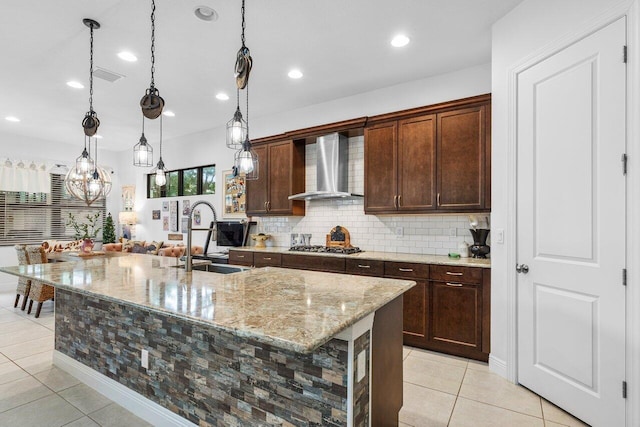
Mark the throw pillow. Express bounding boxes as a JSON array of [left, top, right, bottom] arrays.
[[144, 241, 164, 255]]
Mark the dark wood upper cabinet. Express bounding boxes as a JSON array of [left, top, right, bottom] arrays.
[[364, 94, 491, 214], [246, 139, 305, 216], [437, 106, 487, 210]]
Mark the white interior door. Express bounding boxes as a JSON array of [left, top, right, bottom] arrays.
[[516, 17, 626, 427]]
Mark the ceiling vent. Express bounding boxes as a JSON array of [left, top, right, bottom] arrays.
[[93, 67, 125, 83]]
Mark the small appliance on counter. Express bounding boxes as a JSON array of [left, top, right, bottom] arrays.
[[469, 229, 490, 259], [251, 233, 271, 248]]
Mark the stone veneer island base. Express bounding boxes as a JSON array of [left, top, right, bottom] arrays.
[[1, 256, 412, 426]]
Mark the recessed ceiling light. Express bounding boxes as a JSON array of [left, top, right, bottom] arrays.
[[216, 93, 229, 101], [163, 110, 175, 117], [117, 51, 138, 62], [66, 80, 84, 89], [391, 34, 410, 47], [5, 116, 20, 122], [288, 69, 303, 79], [194, 6, 218, 22]]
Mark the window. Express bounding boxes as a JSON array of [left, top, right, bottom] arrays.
[[0, 174, 106, 246], [147, 164, 215, 198]]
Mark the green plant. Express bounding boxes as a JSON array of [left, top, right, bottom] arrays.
[[66, 212, 102, 240], [102, 212, 116, 244]]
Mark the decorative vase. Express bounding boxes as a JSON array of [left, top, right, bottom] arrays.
[[469, 229, 490, 259], [81, 238, 94, 253]]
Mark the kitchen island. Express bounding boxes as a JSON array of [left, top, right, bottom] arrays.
[[0, 254, 414, 426]]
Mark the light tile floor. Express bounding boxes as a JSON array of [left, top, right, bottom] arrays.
[[0, 277, 589, 426]]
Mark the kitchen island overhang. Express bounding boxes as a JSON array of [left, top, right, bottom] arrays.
[[1, 254, 414, 426]]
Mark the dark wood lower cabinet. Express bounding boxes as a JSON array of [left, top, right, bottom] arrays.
[[229, 250, 490, 361]]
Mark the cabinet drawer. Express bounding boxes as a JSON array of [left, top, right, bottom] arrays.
[[281, 254, 345, 273], [228, 250, 254, 266], [254, 252, 282, 267], [345, 259, 384, 276], [384, 262, 429, 279], [430, 265, 482, 284]]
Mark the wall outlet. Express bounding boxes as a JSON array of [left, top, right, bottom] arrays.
[[395, 227, 404, 237], [141, 349, 149, 369], [449, 228, 457, 237], [357, 350, 366, 382]]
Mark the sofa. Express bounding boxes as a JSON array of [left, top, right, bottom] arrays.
[[158, 245, 204, 258], [103, 240, 203, 257]]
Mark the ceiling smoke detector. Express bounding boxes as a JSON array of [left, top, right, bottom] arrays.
[[194, 6, 218, 22]]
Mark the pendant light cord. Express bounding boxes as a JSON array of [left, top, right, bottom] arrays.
[[150, 0, 156, 89], [241, 0, 246, 48], [159, 114, 163, 158], [89, 24, 94, 113]]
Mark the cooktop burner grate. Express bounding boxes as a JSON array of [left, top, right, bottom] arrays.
[[289, 245, 363, 254]]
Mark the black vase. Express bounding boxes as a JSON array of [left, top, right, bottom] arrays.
[[469, 229, 490, 259]]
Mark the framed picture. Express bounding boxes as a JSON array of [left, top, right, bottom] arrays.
[[152, 210, 161, 220], [193, 209, 201, 226], [169, 201, 178, 232], [162, 216, 169, 231], [162, 201, 169, 212], [181, 217, 189, 234], [223, 170, 246, 218], [183, 199, 191, 216]]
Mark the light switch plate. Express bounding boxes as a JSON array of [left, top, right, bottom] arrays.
[[495, 228, 504, 244], [357, 350, 366, 382]]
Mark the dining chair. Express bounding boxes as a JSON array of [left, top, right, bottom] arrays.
[[25, 245, 55, 318], [13, 244, 31, 310]]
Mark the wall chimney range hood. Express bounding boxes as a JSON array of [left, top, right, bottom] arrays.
[[288, 132, 363, 200]]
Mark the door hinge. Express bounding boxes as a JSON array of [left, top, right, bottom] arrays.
[[623, 268, 627, 286], [623, 381, 627, 398], [622, 153, 627, 175], [623, 45, 628, 63]]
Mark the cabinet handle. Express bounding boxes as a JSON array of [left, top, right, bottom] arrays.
[[393, 195, 398, 208], [399, 268, 414, 272], [263, 257, 272, 260], [357, 264, 371, 269], [268, 201, 271, 211], [446, 272, 463, 276], [264, 201, 268, 210], [398, 195, 402, 207], [437, 193, 441, 206], [237, 255, 245, 258], [445, 282, 463, 287]]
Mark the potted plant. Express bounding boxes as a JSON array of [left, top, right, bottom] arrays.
[[66, 212, 102, 252]]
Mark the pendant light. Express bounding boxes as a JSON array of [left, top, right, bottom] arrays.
[[230, 0, 258, 180], [133, 116, 153, 166], [64, 18, 111, 206], [140, 0, 165, 120], [150, 115, 167, 186]]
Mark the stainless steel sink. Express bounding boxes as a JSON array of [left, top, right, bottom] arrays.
[[189, 263, 249, 274]]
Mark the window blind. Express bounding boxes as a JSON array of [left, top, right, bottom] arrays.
[[0, 173, 106, 246]]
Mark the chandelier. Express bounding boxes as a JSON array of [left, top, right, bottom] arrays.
[[64, 18, 111, 206]]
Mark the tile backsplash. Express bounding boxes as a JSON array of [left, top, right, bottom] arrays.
[[254, 136, 491, 256]]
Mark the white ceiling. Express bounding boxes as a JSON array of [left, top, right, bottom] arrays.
[[0, 0, 523, 152]]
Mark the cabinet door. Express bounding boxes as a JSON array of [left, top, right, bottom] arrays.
[[267, 141, 293, 214], [246, 145, 269, 215], [402, 280, 428, 345], [437, 106, 486, 210], [428, 280, 483, 356], [364, 122, 398, 213], [398, 115, 436, 211]]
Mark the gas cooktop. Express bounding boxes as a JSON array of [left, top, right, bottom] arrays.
[[289, 245, 363, 255]]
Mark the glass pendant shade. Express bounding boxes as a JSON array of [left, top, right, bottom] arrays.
[[64, 165, 112, 206], [75, 147, 94, 175], [226, 107, 247, 149], [133, 133, 153, 167], [234, 139, 259, 180], [152, 157, 167, 186]]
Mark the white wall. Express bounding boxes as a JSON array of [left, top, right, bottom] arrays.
[[491, 0, 632, 376]]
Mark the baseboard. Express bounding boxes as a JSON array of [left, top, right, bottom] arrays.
[[53, 351, 196, 427], [488, 354, 509, 381]]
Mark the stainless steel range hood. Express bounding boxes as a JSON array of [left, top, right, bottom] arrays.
[[288, 133, 363, 200]]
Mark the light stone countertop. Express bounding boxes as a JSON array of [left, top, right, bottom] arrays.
[[232, 246, 492, 268], [0, 254, 415, 353]]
